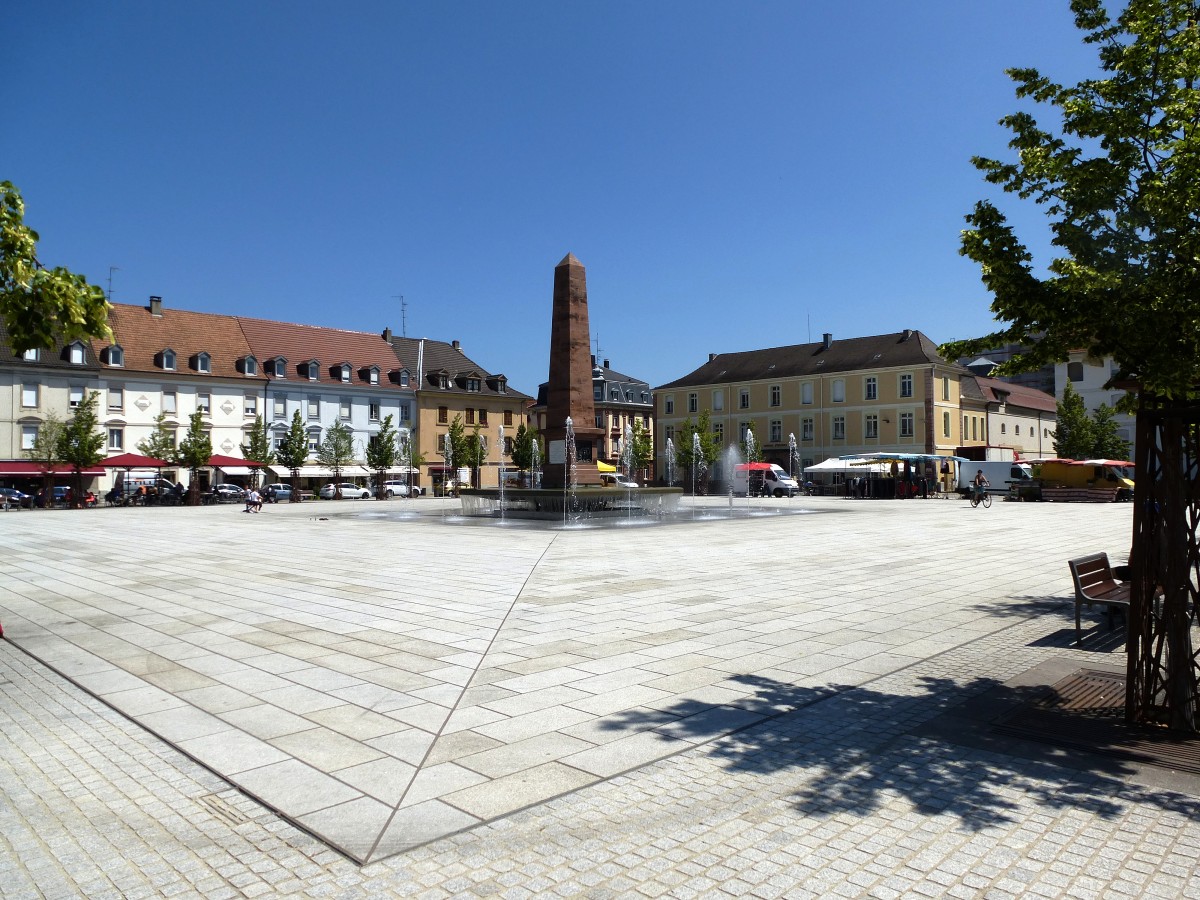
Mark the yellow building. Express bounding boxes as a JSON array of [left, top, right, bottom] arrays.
[[389, 336, 531, 492], [655, 330, 966, 481]]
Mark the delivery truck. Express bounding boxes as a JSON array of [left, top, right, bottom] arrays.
[[732, 463, 801, 497], [956, 461, 1034, 497], [1036, 459, 1134, 502]]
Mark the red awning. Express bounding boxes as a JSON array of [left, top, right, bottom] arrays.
[[103, 451, 170, 468], [208, 454, 261, 468], [0, 461, 106, 477], [735, 463, 773, 471]]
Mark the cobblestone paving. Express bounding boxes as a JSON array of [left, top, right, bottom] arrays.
[[2, 496, 1199, 897]]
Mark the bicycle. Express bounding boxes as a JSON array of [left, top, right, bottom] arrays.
[[969, 487, 992, 508]]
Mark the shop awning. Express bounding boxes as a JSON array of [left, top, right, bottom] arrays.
[[104, 451, 170, 468], [209, 454, 261, 469], [267, 464, 373, 478], [216, 466, 255, 476], [596, 461, 617, 472], [0, 461, 106, 477]]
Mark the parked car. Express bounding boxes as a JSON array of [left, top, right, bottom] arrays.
[[262, 483, 293, 502], [0, 487, 31, 509], [381, 481, 411, 498], [211, 483, 246, 502], [319, 482, 370, 500]]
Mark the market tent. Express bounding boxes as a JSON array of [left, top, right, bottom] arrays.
[[735, 462, 773, 471], [266, 464, 374, 479], [104, 452, 170, 469], [0, 461, 105, 476], [804, 458, 887, 474], [596, 461, 617, 473]]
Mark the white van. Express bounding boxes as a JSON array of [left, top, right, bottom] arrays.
[[957, 461, 1033, 496], [733, 463, 801, 497]]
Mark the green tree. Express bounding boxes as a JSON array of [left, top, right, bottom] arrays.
[[56, 391, 104, 508], [137, 413, 178, 463], [274, 411, 309, 501], [1053, 383, 1095, 459], [630, 419, 654, 479], [937, 1, 1200, 732], [176, 411, 213, 506], [459, 422, 488, 489], [1091, 403, 1132, 460], [240, 415, 275, 489], [366, 414, 398, 499], [1, 181, 111, 353], [25, 410, 65, 507], [675, 411, 720, 494], [443, 414, 469, 494], [315, 421, 355, 497], [510, 422, 543, 478]]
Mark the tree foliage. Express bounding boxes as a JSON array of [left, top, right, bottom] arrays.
[[177, 411, 212, 505], [675, 411, 721, 493], [274, 411, 309, 499], [629, 419, 654, 473], [315, 421, 355, 495], [26, 410, 66, 505], [1, 181, 111, 352], [938, 0, 1200, 400], [366, 414, 398, 499], [510, 421, 542, 473], [57, 391, 104, 507], [137, 413, 178, 463], [240, 415, 275, 487], [1053, 383, 1096, 459]]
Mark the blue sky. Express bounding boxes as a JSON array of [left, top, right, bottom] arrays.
[[7, 1, 1099, 396]]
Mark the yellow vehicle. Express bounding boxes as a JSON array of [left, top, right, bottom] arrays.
[[1035, 459, 1134, 502]]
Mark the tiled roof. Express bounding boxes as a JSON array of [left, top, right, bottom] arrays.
[[971, 375, 1058, 413], [237, 316, 411, 391], [390, 336, 533, 400], [0, 320, 100, 369], [655, 330, 950, 390], [93, 302, 252, 379]]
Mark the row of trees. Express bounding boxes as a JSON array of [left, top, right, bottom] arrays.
[[1053, 383, 1131, 461]]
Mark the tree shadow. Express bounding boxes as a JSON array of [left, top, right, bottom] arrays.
[[601, 673, 1200, 830], [967, 594, 1128, 652]]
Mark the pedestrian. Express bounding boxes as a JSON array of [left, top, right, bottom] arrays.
[[245, 487, 263, 513]]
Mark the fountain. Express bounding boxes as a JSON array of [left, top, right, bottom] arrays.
[[496, 424, 505, 523], [665, 437, 676, 488]]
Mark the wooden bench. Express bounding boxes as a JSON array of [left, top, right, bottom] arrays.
[[1069, 552, 1130, 643]]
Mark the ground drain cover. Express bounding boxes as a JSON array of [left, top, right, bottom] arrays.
[[199, 793, 254, 827], [994, 669, 1200, 775]]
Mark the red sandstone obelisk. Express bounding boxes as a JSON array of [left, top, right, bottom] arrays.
[[542, 253, 603, 489]]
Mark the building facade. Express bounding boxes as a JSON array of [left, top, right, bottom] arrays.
[[962, 375, 1057, 459]]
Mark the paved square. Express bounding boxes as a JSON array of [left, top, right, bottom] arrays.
[[3, 495, 1199, 897]]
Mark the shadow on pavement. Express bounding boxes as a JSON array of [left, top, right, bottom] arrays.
[[599, 672, 1200, 831]]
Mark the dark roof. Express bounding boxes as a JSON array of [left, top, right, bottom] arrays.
[[390, 336, 532, 400], [0, 319, 101, 369], [655, 331, 949, 390], [970, 375, 1057, 413], [95, 302, 253, 379], [535, 361, 652, 409]]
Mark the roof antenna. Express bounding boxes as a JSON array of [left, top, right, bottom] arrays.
[[107, 266, 119, 301], [393, 294, 407, 337], [807, 313, 811, 344]]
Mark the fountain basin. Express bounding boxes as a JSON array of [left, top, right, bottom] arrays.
[[460, 487, 684, 519]]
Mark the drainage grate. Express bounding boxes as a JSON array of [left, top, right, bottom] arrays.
[[994, 669, 1200, 775], [199, 793, 253, 826]]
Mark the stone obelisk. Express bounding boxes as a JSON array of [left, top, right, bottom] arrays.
[[542, 253, 603, 489]]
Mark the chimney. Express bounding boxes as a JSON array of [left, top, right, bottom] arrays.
[[382, 327, 392, 342], [452, 339, 461, 352], [591, 354, 596, 365], [709, 353, 717, 362], [603, 358, 610, 369], [149, 296, 163, 317], [822, 333, 833, 350], [901, 329, 913, 342]]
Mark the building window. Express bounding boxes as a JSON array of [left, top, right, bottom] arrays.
[[164, 391, 177, 414], [162, 349, 176, 371], [971, 417, 978, 441], [802, 417, 814, 441], [769, 419, 782, 443], [21, 383, 38, 408], [963, 414, 968, 438], [504, 410, 513, 426], [833, 415, 846, 440], [369, 401, 380, 422], [942, 376, 950, 401], [107, 345, 124, 366], [108, 427, 124, 451], [69, 386, 84, 408], [198, 392, 211, 415], [713, 391, 724, 411], [339, 398, 351, 420], [273, 395, 285, 419], [865, 414, 878, 439], [23, 348, 39, 362], [245, 356, 258, 376], [900, 373, 913, 397], [196, 353, 211, 374], [244, 394, 257, 417], [713, 422, 724, 444], [769, 385, 781, 407], [369, 369, 379, 385], [864, 377, 877, 401], [664, 425, 674, 442], [688, 393, 698, 413], [595, 414, 604, 429], [305, 396, 318, 420], [340, 365, 351, 383], [943, 411, 951, 437], [594, 384, 603, 401], [1068, 361, 1084, 382], [665, 396, 674, 415], [466, 408, 475, 425], [1001, 422, 1007, 434], [399, 371, 409, 387], [801, 382, 813, 404], [740, 423, 752, 444], [610, 388, 620, 401], [438, 406, 448, 425], [399, 402, 411, 422], [479, 409, 488, 426], [21, 424, 38, 450], [832, 379, 845, 403], [1014, 425, 1021, 436], [68, 342, 85, 365], [739, 390, 750, 410], [308, 430, 321, 452], [468, 378, 481, 392], [109, 387, 123, 410], [272, 433, 285, 452], [900, 412, 914, 437]]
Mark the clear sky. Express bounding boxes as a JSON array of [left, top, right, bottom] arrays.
[[7, 1, 1100, 396]]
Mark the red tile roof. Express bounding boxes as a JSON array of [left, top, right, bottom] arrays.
[[95, 303, 254, 380], [236, 316, 411, 391]]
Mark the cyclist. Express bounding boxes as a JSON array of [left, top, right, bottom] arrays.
[[972, 469, 990, 502]]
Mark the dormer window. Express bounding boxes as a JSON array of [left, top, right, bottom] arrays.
[[496, 377, 506, 394], [161, 348, 176, 371], [192, 352, 212, 374], [67, 341, 86, 365], [240, 355, 258, 376], [338, 363, 351, 383], [269, 356, 287, 378], [435, 372, 449, 389], [103, 344, 124, 366], [466, 378, 481, 392], [362, 365, 380, 385], [22, 348, 39, 362], [304, 360, 319, 381]]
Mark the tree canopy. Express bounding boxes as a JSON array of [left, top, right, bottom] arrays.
[[939, 0, 1200, 400], [1, 181, 111, 352], [177, 411, 212, 505], [315, 421, 355, 494], [366, 414, 398, 498]]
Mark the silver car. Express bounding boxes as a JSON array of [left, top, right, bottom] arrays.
[[319, 482, 370, 500]]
